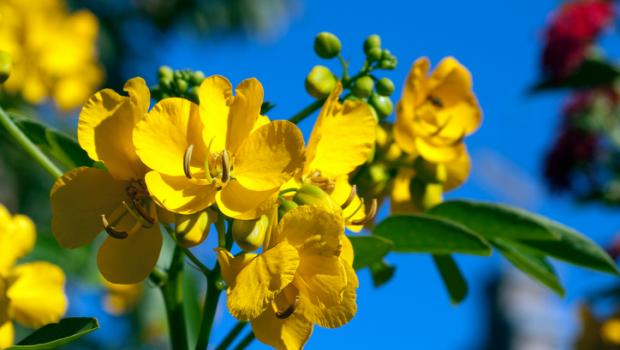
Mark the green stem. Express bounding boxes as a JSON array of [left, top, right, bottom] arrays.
[[215, 322, 248, 350], [195, 266, 223, 350], [0, 105, 62, 178], [163, 224, 211, 276], [337, 54, 349, 81], [232, 332, 255, 350], [288, 98, 325, 125], [161, 246, 189, 350]]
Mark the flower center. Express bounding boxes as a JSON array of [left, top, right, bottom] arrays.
[[308, 170, 336, 193], [101, 179, 155, 240], [183, 144, 232, 188]]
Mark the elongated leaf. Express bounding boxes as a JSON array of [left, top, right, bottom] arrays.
[[492, 238, 565, 295], [374, 214, 491, 256], [10, 317, 99, 349], [432, 255, 468, 304], [348, 235, 393, 270], [8, 113, 92, 169], [514, 221, 619, 275], [369, 259, 396, 288], [428, 200, 560, 241]]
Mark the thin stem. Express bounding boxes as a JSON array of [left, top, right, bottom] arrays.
[[288, 98, 325, 125], [215, 215, 227, 248], [163, 224, 211, 276], [0, 105, 62, 178], [337, 54, 349, 81], [195, 266, 223, 350], [232, 332, 255, 350], [161, 246, 189, 350], [215, 322, 248, 350]]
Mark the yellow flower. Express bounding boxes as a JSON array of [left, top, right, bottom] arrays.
[[216, 206, 357, 350], [0, 204, 67, 348], [50, 78, 163, 284], [292, 84, 377, 231], [102, 278, 143, 316], [394, 56, 481, 163], [133, 75, 306, 219], [0, 0, 103, 110]]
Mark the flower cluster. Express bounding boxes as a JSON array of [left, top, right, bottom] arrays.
[[0, 204, 67, 348], [0, 0, 103, 110]]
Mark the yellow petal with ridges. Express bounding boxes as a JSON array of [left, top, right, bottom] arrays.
[[215, 248, 258, 286], [145, 171, 216, 215], [216, 180, 278, 220], [415, 138, 465, 164], [199, 75, 233, 153], [278, 206, 343, 256], [251, 306, 313, 350], [444, 148, 471, 192], [0, 321, 13, 349], [0, 210, 35, 272], [226, 78, 265, 154]]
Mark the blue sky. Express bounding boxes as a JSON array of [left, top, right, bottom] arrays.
[[113, 0, 620, 348]]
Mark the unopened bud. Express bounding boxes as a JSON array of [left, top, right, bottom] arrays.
[[293, 184, 338, 209], [364, 34, 381, 53], [314, 32, 342, 59], [414, 157, 447, 184], [410, 179, 443, 212], [191, 71, 205, 85], [352, 76, 374, 98], [0, 51, 12, 84], [376, 78, 395, 96], [175, 210, 211, 247], [369, 94, 393, 118], [176, 79, 188, 93], [305, 65, 337, 98], [158, 65, 173, 80], [278, 199, 298, 220], [232, 215, 269, 252], [356, 163, 391, 198], [366, 47, 383, 62]]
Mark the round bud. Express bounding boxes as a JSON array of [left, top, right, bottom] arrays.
[[0, 51, 11, 84], [414, 157, 448, 184], [376, 78, 395, 96], [176, 79, 188, 93], [191, 71, 205, 85], [352, 76, 374, 98], [232, 215, 269, 252], [158, 65, 173, 80], [410, 179, 443, 212], [293, 184, 338, 210], [175, 211, 211, 247], [314, 32, 342, 59], [364, 34, 381, 53], [160, 76, 172, 90], [355, 163, 390, 198], [366, 47, 382, 62], [188, 86, 200, 103], [305, 65, 337, 98], [369, 94, 393, 118]]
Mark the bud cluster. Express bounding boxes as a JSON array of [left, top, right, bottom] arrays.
[[151, 66, 206, 103]]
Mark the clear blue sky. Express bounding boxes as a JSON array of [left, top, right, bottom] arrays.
[[113, 0, 620, 348]]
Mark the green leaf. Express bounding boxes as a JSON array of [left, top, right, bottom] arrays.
[[492, 238, 565, 296], [432, 255, 468, 304], [8, 113, 92, 169], [373, 214, 491, 256], [513, 221, 619, 275], [348, 235, 393, 270], [10, 317, 99, 349], [428, 200, 560, 241], [369, 259, 396, 288], [531, 58, 620, 92]]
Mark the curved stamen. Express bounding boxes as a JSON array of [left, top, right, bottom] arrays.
[[275, 295, 299, 320], [101, 214, 128, 239], [183, 144, 194, 179], [350, 198, 378, 226], [221, 149, 231, 184], [123, 200, 155, 227], [428, 95, 443, 108], [341, 185, 357, 209]]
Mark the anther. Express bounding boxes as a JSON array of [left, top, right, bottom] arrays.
[[123, 200, 155, 227], [350, 198, 378, 226], [183, 144, 194, 179], [101, 214, 128, 239], [221, 150, 231, 183], [428, 95, 443, 108], [275, 296, 299, 320], [341, 185, 357, 209]]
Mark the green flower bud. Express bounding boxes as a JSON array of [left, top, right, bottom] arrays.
[[176, 79, 188, 93], [175, 210, 211, 247], [173, 70, 183, 80], [376, 78, 395, 96], [414, 157, 448, 184], [410, 179, 443, 212], [364, 34, 381, 53], [188, 86, 200, 103], [366, 47, 382, 62], [369, 94, 393, 118], [191, 71, 205, 85], [293, 184, 338, 209], [158, 65, 173, 80], [305, 65, 337, 98], [355, 163, 391, 198], [0, 51, 11, 84], [352, 76, 374, 98], [160, 77, 172, 90], [278, 199, 298, 220], [232, 215, 269, 252], [314, 32, 342, 59]]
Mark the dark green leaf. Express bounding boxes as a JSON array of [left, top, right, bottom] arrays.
[[374, 214, 491, 255], [513, 221, 619, 275], [531, 58, 620, 92], [10, 317, 99, 349], [492, 238, 565, 295], [369, 259, 395, 288], [428, 200, 560, 241], [432, 255, 468, 304], [260, 101, 276, 114], [348, 235, 393, 270]]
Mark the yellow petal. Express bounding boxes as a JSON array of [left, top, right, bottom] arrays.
[[330, 176, 365, 233], [215, 248, 258, 286], [234, 120, 305, 191], [216, 180, 278, 220], [0, 211, 35, 271], [224, 242, 299, 321], [444, 148, 471, 192], [278, 206, 343, 256], [78, 78, 149, 180], [226, 78, 265, 154], [341, 235, 354, 266], [305, 86, 376, 178], [415, 138, 465, 163], [294, 255, 354, 328], [251, 306, 313, 350], [50, 167, 127, 249], [0, 321, 13, 349], [7, 262, 67, 328], [145, 171, 216, 215], [97, 224, 162, 284], [390, 168, 416, 215], [134, 98, 204, 177], [199, 75, 233, 153], [0, 278, 9, 326]]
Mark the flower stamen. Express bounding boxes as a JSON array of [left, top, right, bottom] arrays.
[[274, 295, 300, 320], [350, 198, 378, 226], [341, 185, 357, 209], [428, 95, 443, 108], [183, 144, 194, 179], [221, 149, 231, 184], [101, 214, 128, 239]]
